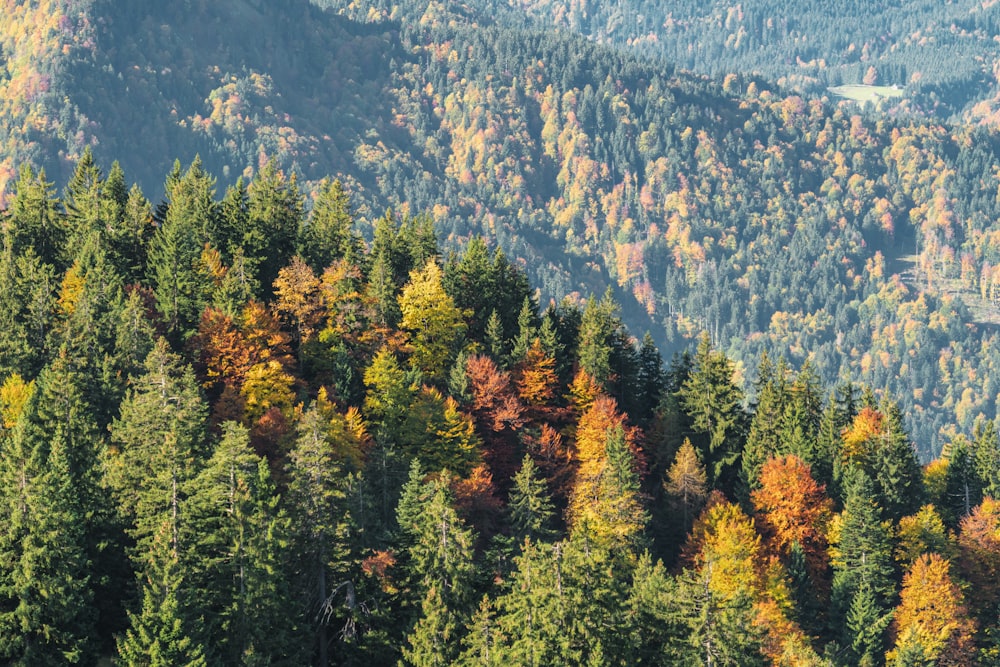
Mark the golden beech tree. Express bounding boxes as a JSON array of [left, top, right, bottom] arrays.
[[513, 338, 558, 407], [465, 353, 525, 484], [895, 504, 955, 569], [887, 553, 976, 666], [684, 496, 822, 665], [751, 455, 833, 579], [398, 259, 466, 384], [272, 255, 323, 353]]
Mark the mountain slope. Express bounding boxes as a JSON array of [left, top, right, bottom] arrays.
[[4, 0, 1000, 456]]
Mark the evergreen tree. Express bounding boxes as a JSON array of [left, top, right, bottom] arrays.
[[397, 468, 477, 667], [509, 454, 557, 544], [845, 576, 893, 667], [285, 407, 357, 667], [117, 522, 208, 667], [974, 418, 1000, 500], [4, 163, 63, 268], [943, 435, 982, 526], [0, 391, 98, 665], [62, 146, 105, 263], [635, 332, 665, 423], [247, 158, 302, 296], [678, 334, 746, 493], [148, 158, 216, 343], [831, 468, 896, 650], [118, 183, 155, 285], [510, 297, 539, 364], [742, 354, 790, 491], [107, 339, 208, 559], [185, 422, 298, 665], [299, 178, 360, 272]]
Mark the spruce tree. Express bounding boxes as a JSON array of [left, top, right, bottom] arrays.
[[299, 177, 360, 272], [285, 407, 356, 667], [148, 158, 216, 343], [185, 422, 298, 664], [509, 454, 557, 544], [117, 522, 208, 667], [678, 334, 746, 493], [0, 394, 97, 665]]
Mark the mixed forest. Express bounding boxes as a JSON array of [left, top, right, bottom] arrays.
[[7, 1, 1000, 457], [2, 152, 1000, 665]]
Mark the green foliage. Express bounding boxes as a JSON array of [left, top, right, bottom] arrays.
[[678, 335, 746, 493], [509, 454, 557, 544]]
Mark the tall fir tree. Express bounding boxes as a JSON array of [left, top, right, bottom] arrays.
[[148, 157, 216, 343], [285, 406, 357, 667]]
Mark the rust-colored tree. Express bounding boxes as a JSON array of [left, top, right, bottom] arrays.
[[751, 455, 833, 584]]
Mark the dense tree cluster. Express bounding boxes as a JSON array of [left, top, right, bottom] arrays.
[[8, 2, 1000, 459], [1, 154, 999, 665]]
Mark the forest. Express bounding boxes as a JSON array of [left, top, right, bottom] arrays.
[[1, 151, 999, 665], [7, 1, 1000, 458]]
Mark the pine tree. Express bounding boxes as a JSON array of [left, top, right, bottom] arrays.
[[5, 163, 63, 267], [510, 297, 539, 364], [118, 183, 155, 285], [843, 575, 892, 667], [974, 418, 1000, 500], [247, 158, 302, 296], [635, 332, 665, 423], [62, 146, 105, 263], [0, 392, 98, 665], [107, 339, 208, 560], [831, 468, 896, 647], [397, 470, 477, 666], [117, 522, 208, 667], [148, 158, 216, 343]]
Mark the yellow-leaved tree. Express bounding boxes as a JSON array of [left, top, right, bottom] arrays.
[[398, 259, 467, 384], [887, 553, 976, 666]]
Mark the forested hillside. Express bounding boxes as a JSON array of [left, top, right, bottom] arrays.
[[6, 0, 1000, 457], [320, 0, 1000, 118], [1, 152, 999, 665]]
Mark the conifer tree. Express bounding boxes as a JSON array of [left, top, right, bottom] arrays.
[[510, 297, 539, 364], [107, 339, 208, 560], [148, 158, 216, 343], [831, 468, 896, 650], [247, 158, 302, 296], [678, 334, 746, 492], [299, 177, 360, 272], [0, 391, 98, 665], [117, 522, 208, 667], [184, 422, 297, 664], [664, 438, 708, 539], [509, 454, 557, 544], [63, 146, 105, 263], [285, 406, 357, 667], [974, 418, 1000, 500], [397, 467, 477, 666], [5, 163, 63, 267]]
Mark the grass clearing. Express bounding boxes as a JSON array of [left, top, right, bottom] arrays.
[[827, 84, 904, 103]]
